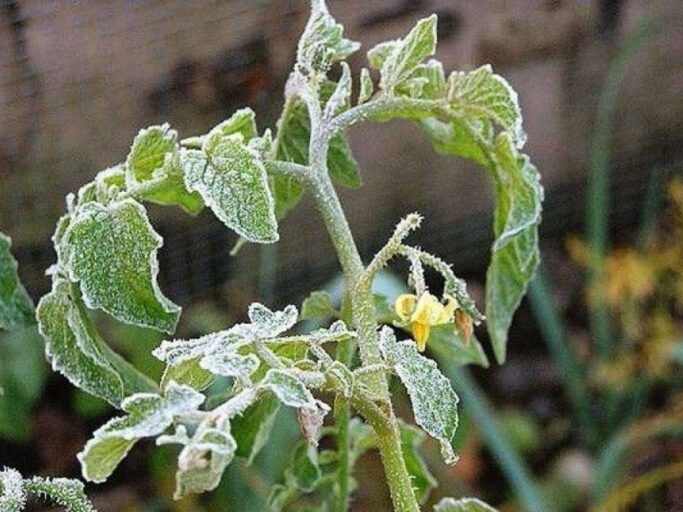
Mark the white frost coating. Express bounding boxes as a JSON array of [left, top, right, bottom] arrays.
[[174, 419, 238, 499], [489, 132, 543, 251], [37, 279, 124, 406], [78, 382, 204, 483], [324, 62, 351, 118], [379, 15, 437, 92], [296, 0, 360, 75], [433, 497, 497, 512], [179, 132, 279, 244], [62, 199, 180, 333], [110, 382, 204, 440], [125, 123, 178, 187], [379, 326, 459, 464], [247, 303, 298, 337], [447, 65, 526, 148], [153, 330, 249, 366], [0, 468, 26, 511], [199, 352, 260, 382], [262, 369, 318, 411]]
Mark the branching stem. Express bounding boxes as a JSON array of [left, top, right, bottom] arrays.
[[296, 81, 421, 511]]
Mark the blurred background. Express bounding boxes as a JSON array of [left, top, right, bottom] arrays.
[[1, 0, 682, 510]]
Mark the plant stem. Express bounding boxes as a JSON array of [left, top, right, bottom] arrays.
[[352, 396, 421, 512], [308, 170, 419, 511]]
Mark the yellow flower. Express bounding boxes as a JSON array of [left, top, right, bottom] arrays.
[[395, 292, 456, 351]]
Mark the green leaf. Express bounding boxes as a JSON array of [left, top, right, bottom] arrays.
[[160, 357, 214, 392], [180, 134, 278, 243], [285, 442, 321, 492], [207, 108, 258, 142], [485, 133, 542, 363], [428, 325, 489, 368], [232, 394, 281, 463], [324, 62, 352, 117], [378, 15, 437, 91], [398, 60, 446, 100], [379, 326, 459, 464], [434, 497, 497, 512], [400, 424, 437, 504], [37, 280, 156, 406], [78, 382, 204, 483], [448, 65, 525, 147], [367, 41, 398, 71], [200, 351, 260, 382], [126, 123, 178, 186], [172, 421, 237, 498], [358, 68, 374, 104], [62, 199, 180, 333], [0, 232, 35, 330], [301, 290, 335, 320], [0, 328, 46, 441], [262, 369, 317, 410], [138, 155, 204, 215], [296, 0, 359, 77]]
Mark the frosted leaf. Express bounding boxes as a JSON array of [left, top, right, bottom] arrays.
[[358, 68, 374, 104], [284, 442, 321, 492], [0, 232, 35, 330], [296, 0, 359, 76], [309, 319, 354, 344], [485, 133, 542, 363], [153, 330, 248, 366], [126, 123, 178, 186], [324, 62, 351, 117], [398, 59, 446, 100], [377, 15, 437, 91], [199, 352, 260, 383], [301, 290, 335, 320], [247, 303, 298, 338], [174, 420, 237, 498], [139, 153, 204, 215], [180, 134, 278, 243], [400, 424, 437, 504], [447, 65, 525, 148], [207, 108, 258, 142], [62, 199, 180, 333], [161, 358, 214, 391], [262, 369, 317, 410], [367, 41, 398, 70], [326, 361, 353, 397], [37, 280, 124, 405], [434, 497, 497, 512], [0, 468, 25, 511], [78, 382, 204, 483], [379, 326, 459, 464], [232, 395, 281, 463]]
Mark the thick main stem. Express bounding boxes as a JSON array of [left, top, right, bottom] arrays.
[[307, 160, 420, 512]]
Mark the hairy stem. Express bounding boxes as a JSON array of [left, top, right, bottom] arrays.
[[303, 89, 420, 510]]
